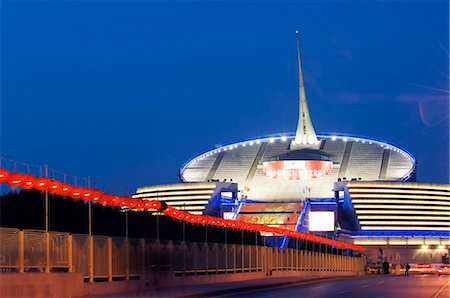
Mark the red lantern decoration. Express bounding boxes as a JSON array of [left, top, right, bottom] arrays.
[[90, 190, 103, 202], [98, 194, 112, 205], [81, 188, 92, 199], [0, 168, 10, 182], [150, 200, 161, 210], [7, 172, 23, 187], [48, 180, 62, 193], [60, 184, 71, 196], [21, 174, 35, 189], [34, 177, 49, 191], [70, 187, 84, 199]]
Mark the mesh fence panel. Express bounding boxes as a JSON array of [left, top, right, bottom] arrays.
[[72, 234, 89, 277], [208, 243, 218, 272], [93, 236, 108, 277], [217, 244, 226, 270], [0, 228, 19, 269], [50, 232, 69, 268], [184, 242, 196, 272], [235, 245, 243, 270], [129, 238, 142, 276], [197, 243, 208, 271], [23, 230, 46, 269], [243, 246, 250, 269], [112, 237, 127, 277], [171, 241, 183, 272], [227, 245, 235, 271]]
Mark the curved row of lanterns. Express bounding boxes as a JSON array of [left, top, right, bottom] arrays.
[[0, 168, 364, 252]]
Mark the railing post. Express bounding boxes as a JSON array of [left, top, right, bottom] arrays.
[[224, 244, 228, 274], [140, 239, 145, 279], [233, 245, 236, 273], [68, 234, 73, 272], [289, 249, 294, 271], [125, 237, 130, 280], [19, 230, 24, 273], [205, 243, 209, 275], [241, 245, 244, 272], [182, 242, 186, 275], [321, 252, 324, 271], [309, 251, 312, 271], [193, 243, 198, 275], [89, 235, 94, 282], [46, 232, 51, 273], [216, 244, 219, 274], [255, 245, 259, 271], [108, 237, 113, 282]]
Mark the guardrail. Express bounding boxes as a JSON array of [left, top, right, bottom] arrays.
[[0, 227, 364, 281]]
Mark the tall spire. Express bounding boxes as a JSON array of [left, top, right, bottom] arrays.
[[294, 31, 318, 145]]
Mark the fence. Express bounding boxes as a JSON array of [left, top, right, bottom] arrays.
[[0, 227, 364, 281]]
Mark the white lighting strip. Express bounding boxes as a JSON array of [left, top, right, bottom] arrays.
[[355, 210, 450, 215], [361, 226, 450, 231], [137, 184, 217, 193], [172, 206, 206, 211], [353, 205, 449, 210], [350, 194, 450, 200], [358, 215, 450, 220], [351, 199, 450, 206], [347, 183, 450, 191], [354, 240, 388, 245], [349, 188, 450, 196], [141, 195, 212, 201], [165, 200, 209, 206], [133, 190, 215, 198], [360, 221, 450, 226]]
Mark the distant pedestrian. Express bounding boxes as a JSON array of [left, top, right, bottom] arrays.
[[405, 263, 410, 276], [383, 260, 390, 274]]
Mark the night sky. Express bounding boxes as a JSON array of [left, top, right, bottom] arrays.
[[1, 0, 448, 195]]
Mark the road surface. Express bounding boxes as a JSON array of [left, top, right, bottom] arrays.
[[222, 275, 449, 298]]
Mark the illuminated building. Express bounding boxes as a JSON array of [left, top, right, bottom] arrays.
[[135, 33, 449, 261]]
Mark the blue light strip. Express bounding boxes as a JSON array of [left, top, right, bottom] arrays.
[[310, 201, 336, 205], [280, 200, 310, 249], [351, 230, 450, 238], [179, 132, 416, 182], [232, 199, 245, 220]]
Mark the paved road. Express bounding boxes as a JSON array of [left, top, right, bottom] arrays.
[[222, 275, 449, 298]]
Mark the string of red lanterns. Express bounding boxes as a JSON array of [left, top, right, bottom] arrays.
[[0, 168, 364, 252]]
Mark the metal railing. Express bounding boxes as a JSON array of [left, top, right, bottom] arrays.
[[0, 227, 364, 281]]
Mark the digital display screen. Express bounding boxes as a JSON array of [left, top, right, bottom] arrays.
[[309, 211, 335, 232], [236, 203, 303, 235], [262, 160, 333, 180]]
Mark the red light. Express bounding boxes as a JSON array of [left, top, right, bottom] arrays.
[[34, 177, 49, 190], [21, 174, 35, 189], [262, 160, 333, 180], [0, 168, 9, 182], [8, 173, 23, 187]]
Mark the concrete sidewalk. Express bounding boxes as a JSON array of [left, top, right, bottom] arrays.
[[92, 275, 356, 297]]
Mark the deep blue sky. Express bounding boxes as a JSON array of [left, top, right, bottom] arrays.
[[1, 0, 449, 194]]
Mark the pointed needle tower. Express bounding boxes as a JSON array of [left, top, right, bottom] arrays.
[[293, 31, 318, 146]]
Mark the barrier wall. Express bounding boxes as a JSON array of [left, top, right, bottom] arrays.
[[0, 227, 365, 296]]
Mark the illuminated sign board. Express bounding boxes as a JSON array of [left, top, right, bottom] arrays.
[[262, 160, 333, 180], [223, 212, 234, 220], [236, 203, 303, 236], [309, 211, 335, 232]]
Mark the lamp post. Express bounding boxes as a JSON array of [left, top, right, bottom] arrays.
[[45, 165, 49, 232], [88, 176, 92, 236]]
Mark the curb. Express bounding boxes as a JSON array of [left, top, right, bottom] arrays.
[[180, 275, 357, 298]]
